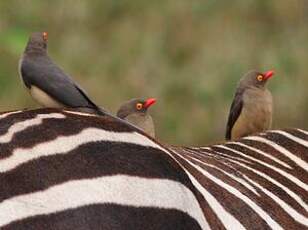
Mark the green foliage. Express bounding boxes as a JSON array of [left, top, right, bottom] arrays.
[[0, 0, 307, 145]]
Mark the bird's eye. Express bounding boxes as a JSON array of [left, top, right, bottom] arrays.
[[257, 75, 263, 81], [136, 103, 143, 110]]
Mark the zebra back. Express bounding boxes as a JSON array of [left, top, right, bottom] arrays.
[[169, 128, 308, 229], [0, 108, 307, 229], [0, 109, 206, 230]]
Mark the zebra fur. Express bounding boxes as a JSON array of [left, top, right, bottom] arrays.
[[0, 108, 307, 230], [0, 108, 206, 230], [169, 129, 308, 229]]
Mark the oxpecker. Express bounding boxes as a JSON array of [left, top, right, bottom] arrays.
[[225, 70, 274, 140], [19, 32, 106, 115], [117, 98, 156, 137]]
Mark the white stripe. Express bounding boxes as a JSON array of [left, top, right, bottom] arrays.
[[169, 150, 247, 230], [0, 110, 23, 120], [185, 154, 259, 196], [188, 174, 244, 230], [245, 177, 308, 226], [297, 129, 308, 136], [196, 148, 253, 164], [0, 113, 66, 144], [199, 147, 211, 151], [0, 128, 166, 173], [244, 136, 308, 172], [63, 110, 97, 117], [231, 160, 308, 212], [231, 142, 292, 169], [173, 151, 284, 230], [269, 130, 308, 148], [214, 145, 308, 191], [0, 175, 206, 229]]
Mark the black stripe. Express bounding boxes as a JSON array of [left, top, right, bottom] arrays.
[[3, 204, 202, 230], [0, 110, 38, 136], [261, 132, 308, 163], [2, 109, 307, 229], [0, 110, 137, 159], [171, 149, 272, 230], [169, 148, 228, 230], [239, 138, 295, 165], [1, 142, 192, 201], [225, 142, 295, 170], [285, 129, 308, 141], [172, 147, 308, 229], [0, 108, 134, 140], [211, 145, 307, 198]]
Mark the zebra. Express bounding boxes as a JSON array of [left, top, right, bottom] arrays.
[[0, 108, 307, 229], [169, 128, 308, 229]]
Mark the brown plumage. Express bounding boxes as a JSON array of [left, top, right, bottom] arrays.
[[225, 70, 274, 140], [117, 98, 156, 137]]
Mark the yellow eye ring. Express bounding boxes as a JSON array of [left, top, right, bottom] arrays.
[[257, 75, 263, 81], [136, 103, 143, 110]]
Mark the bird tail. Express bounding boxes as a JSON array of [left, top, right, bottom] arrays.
[[94, 106, 109, 116]]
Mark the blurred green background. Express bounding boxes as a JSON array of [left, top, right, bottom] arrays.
[[0, 0, 307, 145]]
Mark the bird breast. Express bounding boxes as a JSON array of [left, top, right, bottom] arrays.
[[30, 85, 65, 108], [242, 87, 273, 127], [125, 113, 155, 137]]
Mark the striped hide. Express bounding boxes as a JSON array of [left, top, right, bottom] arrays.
[[0, 109, 206, 230], [169, 129, 308, 229], [0, 108, 307, 229]]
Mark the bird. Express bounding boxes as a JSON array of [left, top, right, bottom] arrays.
[[225, 70, 274, 140], [19, 32, 106, 115], [117, 98, 156, 137]]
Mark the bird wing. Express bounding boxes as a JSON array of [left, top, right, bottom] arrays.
[[21, 55, 101, 110], [225, 89, 244, 140]]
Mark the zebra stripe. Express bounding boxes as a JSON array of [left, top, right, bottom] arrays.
[[213, 144, 308, 191], [269, 130, 308, 148], [182, 168, 246, 230], [169, 129, 308, 229], [298, 128, 308, 136], [0, 109, 207, 230], [0, 110, 23, 119], [0, 113, 65, 144], [220, 154, 308, 212], [183, 151, 259, 195], [230, 142, 292, 168], [243, 135, 308, 171], [0, 176, 205, 228], [244, 175, 308, 225], [170, 149, 284, 230], [0, 108, 307, 229], [0, 127, 166, 173]]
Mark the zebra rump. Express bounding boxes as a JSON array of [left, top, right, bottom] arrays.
[[0, 108, 307, 230]]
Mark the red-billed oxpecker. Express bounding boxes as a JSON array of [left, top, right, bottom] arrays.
[[226, 70, 274, 140], [117, 98, 156, 137]]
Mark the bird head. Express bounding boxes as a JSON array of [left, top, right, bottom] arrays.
[[116, 98, 156, 119], [240, 70, 275, 88], [26, 32, 48, 52]]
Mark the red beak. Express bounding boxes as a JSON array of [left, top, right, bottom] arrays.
[[143, 98, 156, 109], [263, 70, 274, 80]]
